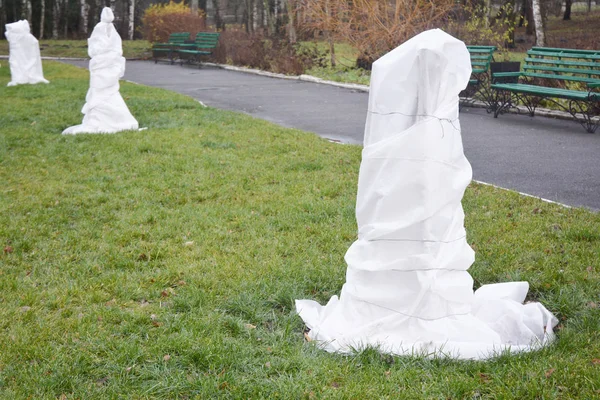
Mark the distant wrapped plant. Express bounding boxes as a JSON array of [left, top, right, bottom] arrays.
[[141, 1, 206, 43]]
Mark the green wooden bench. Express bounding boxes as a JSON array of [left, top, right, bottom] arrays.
[[461, 45, 496, 102], [178, 32, 220, 67], [491, 47, 600, 133], [152, 32, 191, 64]]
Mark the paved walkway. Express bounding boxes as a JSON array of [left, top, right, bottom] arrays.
[[64, 60, 600, 210]]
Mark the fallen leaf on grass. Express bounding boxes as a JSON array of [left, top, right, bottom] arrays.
[[591, 359, 600, 365], [264, 362, 271, 368], [587, 302, 598, 309], [184, 241, 194, 247], [479, 373, 491, 383], [244, 323, 256, 329], [545, 368, 556, 378], [20, 306, 31, 312], [163, 354, 171, 362], [303, 332, 312, 342], [152, 321, 162, 327], [3, 246, 13, 254]]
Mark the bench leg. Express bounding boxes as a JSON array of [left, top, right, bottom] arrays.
[[567, 100, 599, 134], [518, 94, 541, 117], [491, 89, 513, 118]]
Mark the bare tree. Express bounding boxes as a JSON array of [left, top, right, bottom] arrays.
[[532, 0, 544, 46], [191, 0, 199, 13]]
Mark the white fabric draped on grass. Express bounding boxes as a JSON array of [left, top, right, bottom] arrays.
[[5, 20, 49, 87], [295, 29, 558, 360], [63, 7, 138, 135]]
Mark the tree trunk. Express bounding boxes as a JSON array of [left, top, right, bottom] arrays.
[[191, 0, 198, 14], [531, 0, 544, 46], [286, 0, 296, 43], [252, 0, 258, 31], [128, 0, 134, 40], [52, 0, 59, 38], [588, 0, 592, 12], [263, 0, 275, 35], [94, 0, 102, 24], [80, 0, 89, 37], [63, 0, 68, 38], [563, 0, 572, 20], [40, 0, 45, 39], [0, 0, 4, 40], [324, 0, 335, 67]]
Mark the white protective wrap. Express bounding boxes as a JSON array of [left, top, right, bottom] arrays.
[[63, 8, 138, 135], [5, 20, 49, 86], [295, 29, 558, 360]]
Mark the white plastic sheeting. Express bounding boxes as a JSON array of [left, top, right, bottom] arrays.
[[63, 8, 138, 135], [5, 20, 49, 87], [295, 29, 557, 360]]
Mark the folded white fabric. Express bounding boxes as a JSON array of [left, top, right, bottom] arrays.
[[63, 7, 138, 135], [5, 20, 49, 86], [295, 29, 557, 360]]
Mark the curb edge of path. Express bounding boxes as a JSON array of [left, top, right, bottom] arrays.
[[203, 62, 598, 124], [4, 55, 595, 124]]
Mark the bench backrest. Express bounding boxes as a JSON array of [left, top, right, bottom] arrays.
[[523, 47, 600, 84], [168, 32, 190, 44], [466, 45, 496, 74], [194, 32, 221, 49]]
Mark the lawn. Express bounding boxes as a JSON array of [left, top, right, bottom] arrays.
[[1, 61, 599, 399], [0, 39, 152, 59]]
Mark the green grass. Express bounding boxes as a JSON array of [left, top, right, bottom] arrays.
[[0, 39, 152, 59], [1, 61, 600, 399]]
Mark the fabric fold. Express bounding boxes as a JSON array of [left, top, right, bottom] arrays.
[[62, 7, 138, 135], [5, 20, 49, 87], [295, 29, 557, 360]]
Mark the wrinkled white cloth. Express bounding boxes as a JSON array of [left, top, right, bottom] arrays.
[[63, 7, 138, 135], [295, 29, 558, 360], [5, 20, 49, 86]]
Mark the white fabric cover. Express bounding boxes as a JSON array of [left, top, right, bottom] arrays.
[[295, 29, 558, 360], [63, 8, 138, 135], [5, 20, 49, 86]]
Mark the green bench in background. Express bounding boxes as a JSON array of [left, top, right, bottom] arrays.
[[461, 45, 496, 103], [491, 46, 600, 133], [152, 32, 190, 64], [178, 32, 221, 67]]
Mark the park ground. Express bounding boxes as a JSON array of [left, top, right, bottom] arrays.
[[0, 60, 599, 398]]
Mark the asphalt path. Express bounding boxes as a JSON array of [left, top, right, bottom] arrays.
[[63, 60, 600, 210]]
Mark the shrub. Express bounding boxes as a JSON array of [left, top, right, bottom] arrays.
[[213, 29, 320, 75], [141, 1, 206, 43]]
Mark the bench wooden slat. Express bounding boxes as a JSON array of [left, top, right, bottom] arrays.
[[523, 65, 600, 76], [524, 57, 600, 69], [528, 50, 600, 61], [491, 83, 598, 101]]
